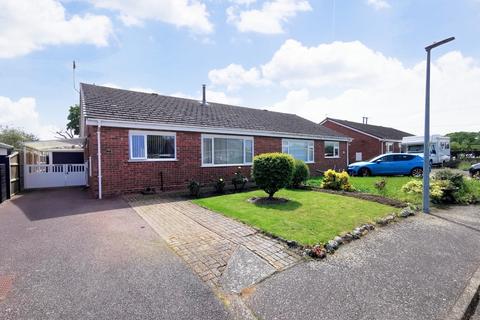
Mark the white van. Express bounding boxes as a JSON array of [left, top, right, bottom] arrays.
[[402, 135, 451, 166]]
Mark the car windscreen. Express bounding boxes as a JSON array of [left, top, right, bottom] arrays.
[[368, 155, 387, 162]]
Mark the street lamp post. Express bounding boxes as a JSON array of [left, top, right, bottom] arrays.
[[423, 36, 455, 213]]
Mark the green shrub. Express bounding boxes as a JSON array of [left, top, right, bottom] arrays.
[[232, 167, 248, 191], [432, 169, 468, 204], [401, 179, 448, 203], [458, 161, 473, 171], [321, 169, 355, 191], [188, 180, 201, 197], [401, 170, 478, 204], [214, 178, 226, 194], [374, 178, 387, 196], [290, 159, 310, 188], [401, 180, 423, 194], [252, 153, 295, 199]]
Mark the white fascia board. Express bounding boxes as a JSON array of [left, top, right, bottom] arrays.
[[85, 118, 351, 142]]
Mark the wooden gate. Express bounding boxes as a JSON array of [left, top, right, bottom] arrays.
[[0, 152, 20, 203]]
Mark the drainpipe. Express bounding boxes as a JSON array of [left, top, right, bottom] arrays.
[[346, 141, 350, 166], [97, 120, 102, 199]]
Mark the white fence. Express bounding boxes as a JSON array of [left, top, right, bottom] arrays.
[[24, 163, 88, 189]]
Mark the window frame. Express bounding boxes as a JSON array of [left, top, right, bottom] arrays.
[[201, 134, 254, 167], [324, 141, 340, 159], [128, 130, 177, 161], [282, 139, 315, 163], [386, 142, 394, 153]]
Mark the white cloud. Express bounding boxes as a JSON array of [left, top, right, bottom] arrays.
[[91, 0, 213, 34], [171, 90, 241, 105], [230, 0, 257, 5], [0, 96, 59, 139], [227, 0, 311, 34], [366, 0, 390, 10], [261, 39, 406, 89], [102, 83, 157, 93], [0, 0, 113, 58], [101, 83, 240, 105], [208, 64, 270, 90], [210, 39, 480, 134]]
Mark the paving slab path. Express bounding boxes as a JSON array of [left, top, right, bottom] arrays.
[[245, 205, 480, 320], [125, 194, 302, 289]]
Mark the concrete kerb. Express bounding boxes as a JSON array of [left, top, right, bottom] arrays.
[[443, 262, 480, 320]]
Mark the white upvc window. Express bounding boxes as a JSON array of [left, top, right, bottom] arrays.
[[324, 141, 340, 158], [202, 134, 254, 167], [386, 142, 394, 153], [129, 130, 176, 161], [282, 139, 314, 163]]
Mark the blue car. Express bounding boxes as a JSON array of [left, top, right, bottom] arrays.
[[347, 153, 424, 177]]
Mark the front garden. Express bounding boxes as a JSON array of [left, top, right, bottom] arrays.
[[307, 171, 480, 205], [190, 153, 479, 257], [193, 189, 398, 245]]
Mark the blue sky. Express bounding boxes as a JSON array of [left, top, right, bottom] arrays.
[[1, 0, 479, 139]]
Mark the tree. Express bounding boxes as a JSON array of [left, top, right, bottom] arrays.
[[252, 153, 294, 199], [55, 105, 80, 139], [446, 132, 480, 151], [0, 126, 38, 149], [66, 105, 80, 135]]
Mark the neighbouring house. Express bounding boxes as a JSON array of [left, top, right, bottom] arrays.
[[320, 118, 413, 164], [80, 84, 350, 198]]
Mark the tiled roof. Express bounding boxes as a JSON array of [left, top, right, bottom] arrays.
[[81, 83, 347, 139], [324, 118, 414, 140]]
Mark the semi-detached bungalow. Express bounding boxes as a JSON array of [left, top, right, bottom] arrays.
[[80, 84, 350, 198], [320, 118, 413, 164]]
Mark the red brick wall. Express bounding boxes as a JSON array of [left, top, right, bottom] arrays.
[[85, 125, 348, 197]]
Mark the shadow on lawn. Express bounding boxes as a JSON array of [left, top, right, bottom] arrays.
[[252, 199, 302, 211]]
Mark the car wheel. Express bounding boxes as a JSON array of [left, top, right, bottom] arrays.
[[411, 167, 423, 178], [359, 167, 371, 177]]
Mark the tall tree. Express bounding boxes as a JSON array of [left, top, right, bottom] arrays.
[[66, 104, 80, 135], [56, 105, 80, 139], [0, 127, 38, 149], [446, 131, 480, 151]]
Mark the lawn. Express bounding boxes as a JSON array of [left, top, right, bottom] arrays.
[[307, 175, 480, 205], [193, 189, 398, 245], [307, 176, 421, 204]]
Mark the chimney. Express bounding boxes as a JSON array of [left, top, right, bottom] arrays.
[[201, 84, 207, 106], [362, 117, 369, 124]]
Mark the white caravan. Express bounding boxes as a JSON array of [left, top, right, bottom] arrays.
[[402, 135, 451, 165]]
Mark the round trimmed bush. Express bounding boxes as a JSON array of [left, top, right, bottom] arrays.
[[290, 159, 310, 188], [252, 153, 295, 199]]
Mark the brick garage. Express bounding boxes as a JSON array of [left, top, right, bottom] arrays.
[[85, 126, 348, 197], [321, 118, 413, 164]]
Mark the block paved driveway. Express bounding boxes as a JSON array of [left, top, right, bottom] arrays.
[[0, 189, 231, 320], [125, 194, 301, 288]]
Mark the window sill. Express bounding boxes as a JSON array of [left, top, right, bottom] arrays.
[[128, 159, 178, 162], [201, 163, 252, 168], [324, 156, 340, 159]]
